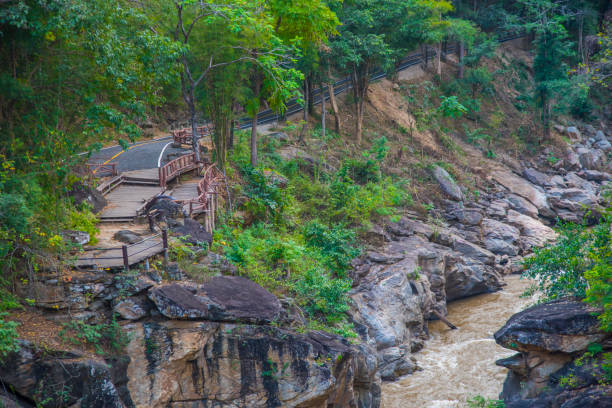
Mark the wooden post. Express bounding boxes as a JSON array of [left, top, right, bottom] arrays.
[[162, 228, 169, 267], [122, 245, 129, 271], [432, 310, 458, 330]]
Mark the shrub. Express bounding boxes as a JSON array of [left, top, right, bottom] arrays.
[[523, 199, 611, 332], [303, 221, 361, 277], [295, 267, 352, 323], [0, 313, 20, 359], [438, 95, 468, 118]]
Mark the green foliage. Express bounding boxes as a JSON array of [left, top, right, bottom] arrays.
[[0, 313, 20, 360], [438, 95, 468, 118], [67, 205, 99, 245], [466, 395, 505, 408], [523, 199, 612, 332], [303, 221, 361, 277], [59, 315, 128, 355], [295, 267, 352, 322]]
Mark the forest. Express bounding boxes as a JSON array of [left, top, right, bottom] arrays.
[[0, 1, 611, 406]]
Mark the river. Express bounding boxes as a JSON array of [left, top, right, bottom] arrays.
[[382, 275, 535, 408]]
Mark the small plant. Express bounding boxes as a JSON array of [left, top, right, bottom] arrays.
[[546, 152, 559, 165], [59, 315, 128, 355], [465, 395, 505, 408], [0, 313, 20, 359], [438, 95, 468, 118]]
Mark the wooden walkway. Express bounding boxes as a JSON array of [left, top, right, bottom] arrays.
[[122, 168, 160, 184], [168, 179, 200, 214], [74, 235, 164, 269], [99, 185, 163, 222]]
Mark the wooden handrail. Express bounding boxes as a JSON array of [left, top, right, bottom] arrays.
[[172, 125, 214, 145], [158, 152, 198, 187]]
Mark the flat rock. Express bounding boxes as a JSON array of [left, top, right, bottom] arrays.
[[506, 194, 539, 219], [433, 166, 463, 201], [492, 170, 551, 217], [113, 230, 141, 244], [170, 218, 212, 245], [494, 300, 607, 353], [506, 210, 556, 248], [522, 168, 552, 187], [148, 276, 281, 323]]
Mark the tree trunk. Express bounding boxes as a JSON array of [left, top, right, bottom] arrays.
[[356, 100, 363, 145], [436, 43, 442, 76], [321, 83, 326, 139], [303, 78, 309, 123], [251, 114, 258, 167], [189, 97, 201, 163], [251, 74, 261, 167], [578, 15, 585, 64], [327, 66, 340, 134], [229, 119, 234, 150], [307, 75, 314, 115], [458, 41, 465, 79]]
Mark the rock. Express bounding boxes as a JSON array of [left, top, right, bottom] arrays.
[[113, 230, 141, 244], [124, 321, 381, 408], [578, 148, 606, 170], [449, 207, 483, 225], [148, 276, 281, 323], [364, 224, 391, 246], [61, 229, 90, 245], [492, 170, 552, 218], [452, 236, 496, 266], [481, 218, 520, 256], [67, 181, 108, 213], [487, 199, 509, 219], [113, 296, 150, 320], [565, 151, 582, 171], [145, 196, 185, 220], [495, 300, 612, 407], [579, 170, 611, 182], [547, 188, 597, 212], [522, 168, 552, 187], [506, 210, 556, 249], [593, 138, 612, 152], [0, 342, 124, 408], [506, 194, 539, 219], [566, 126, 581, 139], [494, 300, 607, 353], [170, 218, 212, 246], [432, 166, 463, 201], [263, 169, 289, 188], [553, 125, 565, 134], [445, 257, 504, 301]]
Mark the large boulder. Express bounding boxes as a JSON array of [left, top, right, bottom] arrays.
[[481, 218, 520, 256], [148, 277, 281, 323], [113, 230, 141, 244], [444, 256, 504, 301], [124, 321, 381, 408], [67, 181, 108, 213], [492, 170, 552, 218], [495, 300, 612, 407], [433, 166, 463, 201], [170, 218, 213, 246], [506, 210, 556, 249], [522, 168, 552, 187], [494, 300, 606, 353], [0, 342, 124, 408]]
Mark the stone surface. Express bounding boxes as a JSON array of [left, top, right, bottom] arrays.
[[124, 321, 381, 408], [170, 218, 213, 246], [492, 170, 552, 218], [433, 166, 463, 201], [148, 276, 281, 323], [506, 210, 556, 248], [481, 218, 520, 256], [0, 342, 124, 408], [522, 168, 552, 187], [113, 230, 141, 244], [494, 300, 606, 353]]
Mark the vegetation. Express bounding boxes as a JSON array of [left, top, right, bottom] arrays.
[[523, 192, 612, 332]]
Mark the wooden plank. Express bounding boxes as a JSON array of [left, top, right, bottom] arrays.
[[74, 236, 164, 268]]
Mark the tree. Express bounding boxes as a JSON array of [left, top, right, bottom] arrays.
[[0, 0, 178, 278]]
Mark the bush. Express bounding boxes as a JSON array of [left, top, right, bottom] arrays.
[[295, 267, 352, 323], [303, 221, 361, 277], [523, 200, 611, 332], [0, 313, 20, 359]]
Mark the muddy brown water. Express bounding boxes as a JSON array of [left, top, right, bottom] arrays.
[[382, 275, 535, 408]]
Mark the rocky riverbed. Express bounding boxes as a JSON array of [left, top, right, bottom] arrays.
[[1, 124, 610, 407]]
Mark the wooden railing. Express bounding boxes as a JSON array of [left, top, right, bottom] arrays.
[[188, 164, 224, 232], [87, 162, 118, 177], [158, 152, 199, 188], [172, 125, 213, 145]]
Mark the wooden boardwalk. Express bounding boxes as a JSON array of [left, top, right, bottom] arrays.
[[74, 235, 164, 269], [168, 179, 200, 213], [99, 185, 163, 221], [122, 168, 160, 184]]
